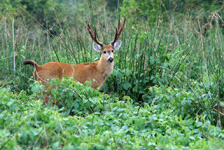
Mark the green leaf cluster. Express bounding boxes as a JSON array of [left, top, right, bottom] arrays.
[[48, 78, 106, 116], [0, 80, 224, 149]]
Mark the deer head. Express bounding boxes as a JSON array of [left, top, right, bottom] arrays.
[[87, 16, 126, 63]]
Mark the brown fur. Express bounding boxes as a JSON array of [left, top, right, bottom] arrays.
[[23, 45, 115, 89]]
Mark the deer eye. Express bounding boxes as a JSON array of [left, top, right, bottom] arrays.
[[103, 51, 106, 54], [112, 50, 114, 53]]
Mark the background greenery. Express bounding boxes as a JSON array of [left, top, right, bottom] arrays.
[[0, 0, 224, 149]]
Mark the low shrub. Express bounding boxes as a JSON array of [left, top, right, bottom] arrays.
[[1, 79, 224, 149], [31, 77, 109, 116], [144, 77, 224, 127]]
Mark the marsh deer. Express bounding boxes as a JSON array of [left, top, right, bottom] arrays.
[[23, 17, 126, 90]]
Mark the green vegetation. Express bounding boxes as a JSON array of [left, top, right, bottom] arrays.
[[0, 0, 224, 149], [1, 81, 224, 149]]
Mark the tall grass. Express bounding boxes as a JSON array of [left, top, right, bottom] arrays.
[[0, 4, 223, 88]]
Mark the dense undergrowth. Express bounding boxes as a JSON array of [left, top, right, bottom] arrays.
[[1, 80, 224, 149], [1, 0, 224, 149]]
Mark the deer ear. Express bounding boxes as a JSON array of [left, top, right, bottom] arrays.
[[113, 40, 122, 50], [93, 43, 102, 52]]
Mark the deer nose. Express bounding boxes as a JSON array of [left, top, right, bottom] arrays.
[[108, 57, 114, 62]]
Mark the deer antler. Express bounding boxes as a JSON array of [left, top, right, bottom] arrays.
[[111, 16, 126, 46], [87, 20, 104, 47]]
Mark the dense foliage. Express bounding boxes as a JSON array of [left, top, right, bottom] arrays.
[[1, 81, 224, 149], [0, 0, 224, 149]]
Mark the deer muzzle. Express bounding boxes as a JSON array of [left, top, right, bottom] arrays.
[[108, 57, 114, 63]]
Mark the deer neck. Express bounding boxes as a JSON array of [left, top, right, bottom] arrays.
[[96, 57, 114, 80]]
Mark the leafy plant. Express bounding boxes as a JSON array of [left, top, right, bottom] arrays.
[[0, 86, 224, 149], [48, 78, 107, 116]]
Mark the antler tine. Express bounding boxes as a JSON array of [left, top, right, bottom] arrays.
[[87, 20, 104, 47], [111, 16, 126, 46], [117, 16, 123, 32]]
